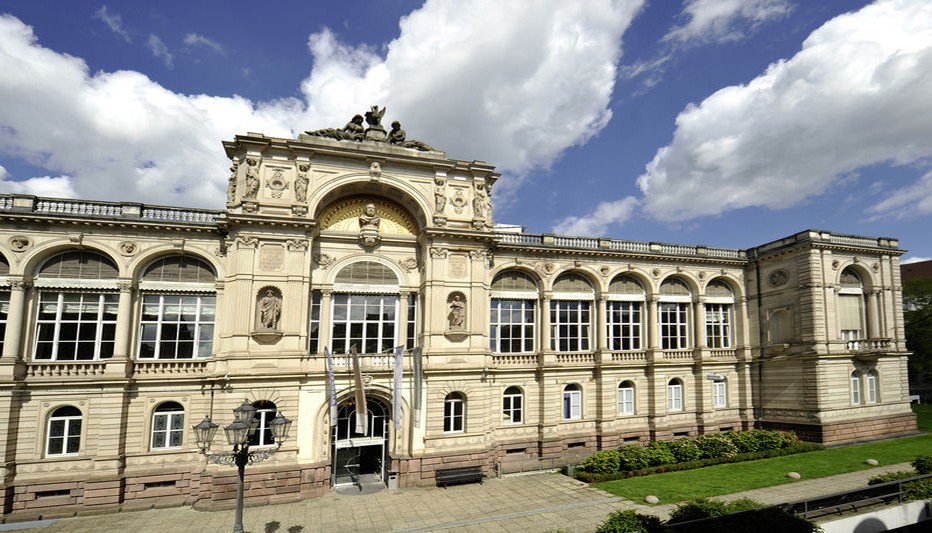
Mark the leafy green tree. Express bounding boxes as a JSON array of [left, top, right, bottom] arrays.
[[904, 277, 932, 387]]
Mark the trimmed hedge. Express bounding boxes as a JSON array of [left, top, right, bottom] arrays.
[[595, 498, 820, 533], [575, 430, 815, 482], [595, 509, 663, 533], [913, 455, 932, 474]]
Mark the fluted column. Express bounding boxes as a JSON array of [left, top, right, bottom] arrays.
[[398, 291, 410, 348], [694, 297, 707, 350], [319, 289, 333, 351], [112, 280, 135, 359], [596, 297, 607, 352], [2, 280, 27, 360], [648, 295, 660, 350], [541, 294, 552, 352]]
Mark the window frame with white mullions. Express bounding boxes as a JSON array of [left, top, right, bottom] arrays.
[[150, 401, 185, 450], [704, 279, 735, 349], [712, 380, 727, 409], [851, 371, 862, 405], [562, 383, 582, 420], [490, 270, 539, 354], [248, 400, 278, 448], [47, 405, 82, 457], [443, 392, 465, 433], [329, 261, 402, 355], [667, 378, 684, 412], [137, 256, 217, 360], [502, 386, 524, 424], [33, 251, 120, 362], [550, 273, 594, 353], [606, 275, 645, 352], [618, 380, 635, 416], [659, 278, 692, 351], [838, 268, 866, 346]]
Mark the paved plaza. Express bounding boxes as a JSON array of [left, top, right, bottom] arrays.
[[0, 462, 914, 533]]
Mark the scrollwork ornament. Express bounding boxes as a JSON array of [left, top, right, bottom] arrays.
[[286, 239, 308, 252], [768, 270, 789, 287], [266, 168, 289, 199], [235, 236, 259, 249], [430, 247, 449, 259], [316, 253, 336, 269], [401, 257, 418, 271]]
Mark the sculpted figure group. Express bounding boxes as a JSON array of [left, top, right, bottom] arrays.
[[305, 106, 434, 151]]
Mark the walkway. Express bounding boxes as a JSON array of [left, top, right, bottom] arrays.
[[1, 463, 914, 533]]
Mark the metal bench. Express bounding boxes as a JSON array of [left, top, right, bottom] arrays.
[[435, 466, 485, 488]]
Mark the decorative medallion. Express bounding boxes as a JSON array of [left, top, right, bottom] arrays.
[[451, 188, 466, 214], [768, 270, 789, 287], [316, 253, 336, 269], [118, 241, 138, 256], [9, 236, 30, 252], [266, 168, 289, 199]]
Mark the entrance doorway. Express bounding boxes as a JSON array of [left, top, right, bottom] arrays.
[[332, 397, 388, 490]]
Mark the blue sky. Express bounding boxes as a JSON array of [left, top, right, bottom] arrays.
[[0, 0, 930, 262]]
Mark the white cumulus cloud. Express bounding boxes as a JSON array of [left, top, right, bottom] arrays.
[[0, 0, 641, 209], [637, 0, 932, 222], [665, 0, 793, 45], [553, 196, 639, 236]]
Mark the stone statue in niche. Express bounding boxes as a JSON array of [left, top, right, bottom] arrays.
[[472, 185, 487, 219], [434, 178, 447, 214], [358, 203, 381, 248], [447, 294, 466, 330], [257, 289, 282, 330], [227, 162, 238, 204], [243, 158, 260, 199], [294, 163, 310, 203]]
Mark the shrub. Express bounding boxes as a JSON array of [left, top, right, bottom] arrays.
[[867, 471, 917, 486], [667, 498, 729, 524], [643, 441, 677, 466], [595, 510, 663, 533], [667, 437, 702, 463], [777, 430, 801, 448], [617, 444, 651, 471], [579, 450, 621, 474], [912, 455, 932, 474], [903, 478, 932, 501], [695, 433, 739, 459]]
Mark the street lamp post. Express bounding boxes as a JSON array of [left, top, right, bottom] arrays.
[[193, 400, 292, 533]]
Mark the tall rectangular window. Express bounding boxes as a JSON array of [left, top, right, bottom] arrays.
[[660, 303, 689, 350], [705, 303, 732, 348], [667, 381, 683, 412], [607, 301, 641, 351], [443, 393, 464, 433], [503, 387, 523, 424], [550, 300, 590, 352], [562, 385, 582, 420], [308, 290, 322, 354], [851, 372, 862, 404], [331, 294, 397, 354], [138, 294, 215, 359], [712, 381, 727, 408], [618, 383, 635, 416], [490, 299, 535, 353], [0, 290, 8, 354], [35, 292, 118, 361], [406, 293, 418, 350], [867, 372, 878, 403]]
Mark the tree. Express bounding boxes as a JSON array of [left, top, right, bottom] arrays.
[[904, 277, 932, 388]]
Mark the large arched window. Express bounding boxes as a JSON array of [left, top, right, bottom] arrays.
[[550, 273, 593, 352], [248, 400, 278, 447], [839, 268, 865, 345], [705, 280, 734, 349], [138, 256, 217, 359], [151, 401, 185, 450], [443, 392, 465, 433], [331, 261, 400, 354], [660, 278, 691, 350], [34, 251, 118, 361], [667, 378, 684, 412], [562, 384, 582, 420], [606, 275, 644, 351], [502, 386, 523, 424], [618, 381, 635, 416], [47, 406, 82, 456], [490, 271, 537, 354]]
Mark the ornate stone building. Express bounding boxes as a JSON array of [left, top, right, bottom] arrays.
[[0, 112, 916, 519]]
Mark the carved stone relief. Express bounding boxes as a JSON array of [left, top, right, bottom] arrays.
[[243, 158, 260, 199], [9, 236, 30, 252], [316, 253, 336, 269], [447, 292, 466, 331], [266, 168, 289, 199], [118, 241, 138, 256], [256, 287, 282, 331], [451, 188, 466, 214], [294, 163, 310, 203], [768, 270, 789, 287], [286, 239, 308, 252]]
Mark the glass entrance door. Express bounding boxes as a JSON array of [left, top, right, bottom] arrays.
[[332, 398, 388, 487]]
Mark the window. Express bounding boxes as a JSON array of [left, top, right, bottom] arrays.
[[490, 271, 538, 354], [138, 256, 217, 359], [406, 293, 418, 350], [712, 380, 727, 408], [839, 268, 865, 344], [35, 292, 118, 360], [667, 379, 684, 412], [443, 392, 465, 433], [0, 289, 10, 355], [618, 381, 635, 416], [502, 386, 523, 424], [331, 294, 397, 354], [308, 290, 321, 353], [850, 372, 861, 405], [550, 274, 593, 352], [607, 276, 644, 351], [151, 402, 185, 450], [660, 278, 691, 350], [139, 295, 215, 359], [704, 280, 734, 349], [867, 370, 878, 403], [562, 384, 581, 420], [248, 400, 277, 447], [47, 406, 82, 456]]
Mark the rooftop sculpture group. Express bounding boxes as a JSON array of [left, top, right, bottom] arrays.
[[305, 106, 435, 152]]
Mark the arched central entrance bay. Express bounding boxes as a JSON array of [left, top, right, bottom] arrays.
[[333, 397, 389, 488]]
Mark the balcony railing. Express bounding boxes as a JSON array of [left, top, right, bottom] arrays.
[[0, 194, 220, 226], [495, 232, 745, 259], [491, 353, 538, 366], [26, 362, 108, 377], [134, 359, 210, 375], [610, 351, 647, 363], [846, 338, 892, 352]]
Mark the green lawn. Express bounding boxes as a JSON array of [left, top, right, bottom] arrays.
[[593, 405, 932, 504]]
